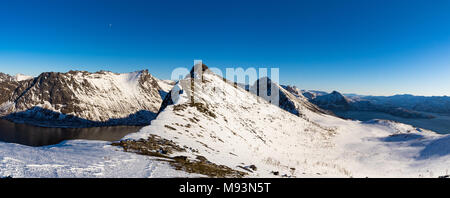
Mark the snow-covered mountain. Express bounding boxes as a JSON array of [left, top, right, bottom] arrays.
[[279, 85, 328, 100], [156, 79, 176, 100], [13, 73, 34, 82], [305, 91, 434, 119], [0, 73, 14, 83], [0, 70, 171, 127], [311, 91, 353, 111], [301, 90, 329, 100], [0, 72, 34, 83], [286, 89, 446, 119], [122, 64, 450, 177], [254, 80, 330, 116]]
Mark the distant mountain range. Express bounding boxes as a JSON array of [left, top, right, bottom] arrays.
[[278, 86, 450, 116], [1, 69, 448, 127], [290, 89, 446, 119]]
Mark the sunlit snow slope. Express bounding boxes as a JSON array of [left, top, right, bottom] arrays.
[[127, 64, 450, 177], [0, 140, 201, 178]]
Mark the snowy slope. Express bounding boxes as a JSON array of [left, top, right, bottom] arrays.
[[304, 110, 450, 177], [13, 74, 34, 81], [124, 65, 450, 178], [300, 89, 329, 100], [156, 78, 175, 100], [157, 79, 176, 93], [126, 66, 338, 177], [0, 73, 33, 82], [0, 140, 202, 178], [0, 70, 164, 127]]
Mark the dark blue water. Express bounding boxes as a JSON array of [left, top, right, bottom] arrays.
[[0, 119, 144, 146], [335, 111, 450, 134]]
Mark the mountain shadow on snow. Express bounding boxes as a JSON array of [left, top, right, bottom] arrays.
[[1, 106, 156, 128]]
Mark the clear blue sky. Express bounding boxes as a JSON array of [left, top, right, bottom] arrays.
[[1, 0, 450, 96]]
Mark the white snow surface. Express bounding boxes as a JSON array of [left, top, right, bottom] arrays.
[[0, 140, 201, 178], [0, 73, 33, 83], [14, 74, 34, 82], [157, 79, 175, 93]]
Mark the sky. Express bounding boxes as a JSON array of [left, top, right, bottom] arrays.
[[0, 0, 450, 96]]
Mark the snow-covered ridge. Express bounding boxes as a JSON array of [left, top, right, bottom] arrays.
[[127, 65, 341, 177], [125, 64, 450, 177], [311, 91, 352, 111], [0, 70, 172, 127], [252, 79, 331, 116], [14, 74, 34, 82], [0, 72, 34, 83]]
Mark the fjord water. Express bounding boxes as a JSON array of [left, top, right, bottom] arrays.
[[335, 111, 450, 134], [0, 119, 144, 146]]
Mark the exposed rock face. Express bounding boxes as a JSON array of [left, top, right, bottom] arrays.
[[0, 73, 14, 83], [0, 81, 20, 111], [280, 85, 332, 115], [0, 70, 170, 127], [250, 78, 331, 116]]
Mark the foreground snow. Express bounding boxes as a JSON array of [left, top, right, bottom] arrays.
[[307, 113, 450, 177], [0, 140, 201, 178], [2, 116, 447, 178]]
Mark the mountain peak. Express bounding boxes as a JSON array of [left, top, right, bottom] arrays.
[[331, 90, 342, 95], [0, 72, 34, 83], [0, 69, 167, 127], [311, 90, 351, 111]]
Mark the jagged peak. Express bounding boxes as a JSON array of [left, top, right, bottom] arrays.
[[35, 69, 151, 76]]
